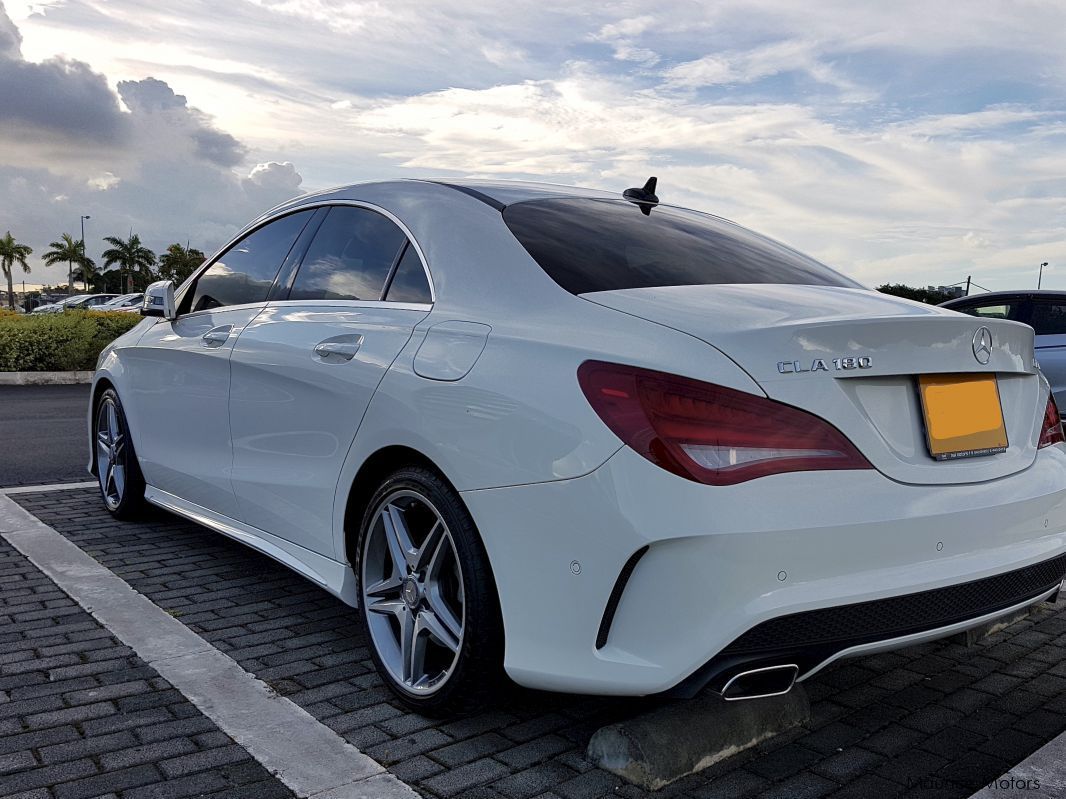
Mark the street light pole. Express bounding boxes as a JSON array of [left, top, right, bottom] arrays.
[[80, 215, 91, 292], [1039, 262, 1048, 290]]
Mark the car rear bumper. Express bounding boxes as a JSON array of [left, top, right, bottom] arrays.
[[461, 444, 1066, 696]]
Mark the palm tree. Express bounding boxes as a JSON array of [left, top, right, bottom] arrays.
[[0, 232, 33, 310], [42, 233, 95, 295], [157, 243, 205, 287], [102, 233, 156, 293], [72, 259, 99, 292]]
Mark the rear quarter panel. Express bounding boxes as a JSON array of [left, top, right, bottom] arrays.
[[329, 297, 763, 561]]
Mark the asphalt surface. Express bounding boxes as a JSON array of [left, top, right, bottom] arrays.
[[0, 384, 91, 486]]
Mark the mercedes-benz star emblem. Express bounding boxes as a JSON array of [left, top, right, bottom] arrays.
[[972, 327, 993, 364]]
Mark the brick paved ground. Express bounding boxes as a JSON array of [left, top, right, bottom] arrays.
[[0, 535, 295, 799], [12, 487, 1066, 799]]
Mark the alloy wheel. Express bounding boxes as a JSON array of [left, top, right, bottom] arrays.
[[361, 490, 465, 696], [96, 398, 126, 511]]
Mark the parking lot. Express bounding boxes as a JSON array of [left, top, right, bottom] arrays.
[[3, 384, 1066, 798]]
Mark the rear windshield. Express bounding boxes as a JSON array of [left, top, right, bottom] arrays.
[[502, 198, 860, 295]]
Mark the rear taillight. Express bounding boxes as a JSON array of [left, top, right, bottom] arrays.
[[578, 360, 871, 486], [1039, 395, 1064, 449]]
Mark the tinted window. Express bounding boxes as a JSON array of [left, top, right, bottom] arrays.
[[503, 199, 860, 295], [290, 207, 406, 301], [189, 210, 313, 312], [384, 244, 432, 304], [1029, 301, 1066, 335], [952, 301, 1018, 320]]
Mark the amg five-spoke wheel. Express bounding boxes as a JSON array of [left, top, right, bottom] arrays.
[[362, 490, 465, 694], [94, 388, 145, 519], [357, 467, 503, 715], [96, 397, 127, 510]]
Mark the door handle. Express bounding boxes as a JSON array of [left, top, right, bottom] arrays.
[[201, 325, 233, 347], [314, 336, 363, 362]]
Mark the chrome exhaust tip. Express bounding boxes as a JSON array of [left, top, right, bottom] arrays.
[[721, 664, 799, 701]]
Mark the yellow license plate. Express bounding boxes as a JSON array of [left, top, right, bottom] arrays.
[[918, 374, 1008, 460]]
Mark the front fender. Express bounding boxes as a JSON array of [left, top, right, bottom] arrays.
[[87, 319, 154, 475]]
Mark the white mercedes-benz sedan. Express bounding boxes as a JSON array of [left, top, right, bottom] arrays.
[[89, 178, 1066, 714]]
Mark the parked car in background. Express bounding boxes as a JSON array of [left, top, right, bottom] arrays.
[[33, 295, 92, 313], [67, 294, 120, 310], [99, 293, 144, 312], [34, 294, 119, 313], [89, 179, 1066, 715], [942, 291, 1066, 416]]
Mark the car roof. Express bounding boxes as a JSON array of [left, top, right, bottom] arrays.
[[272, 178, 626, 217], [254, 178, 623, 313], [427, 179, 619, 206], [944, 290, 1066, 304]]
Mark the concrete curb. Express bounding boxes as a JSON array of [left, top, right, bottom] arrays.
[[0, 370, 93, 385], [953, 603, 1039, 647], [969, 732, 1066, 798], [1, 481, 98, 494], [587, 686, 810, 790]]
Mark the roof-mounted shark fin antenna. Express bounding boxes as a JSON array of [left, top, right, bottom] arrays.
[[622, 176, 659, 216]]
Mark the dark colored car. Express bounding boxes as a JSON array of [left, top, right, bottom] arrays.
[[942, 290, 1066, 415]]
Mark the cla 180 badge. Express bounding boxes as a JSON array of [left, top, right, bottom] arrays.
[[778, 356, 873, 374]]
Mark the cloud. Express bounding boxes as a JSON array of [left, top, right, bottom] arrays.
[[0, 2, 19, 58], [243, 161, 303, 205], [116, 77, 246, 167], [663, 40, 844, 90], [3, 0, 1066, 291], [87, 172, 119, 191], [0, 3, 124, 145], [0, 5, 303, 283], [590, 16, 660, 66], [343, 65, 1066, 290]]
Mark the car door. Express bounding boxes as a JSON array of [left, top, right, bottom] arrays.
[[124, 209, 317, 518], [228, 204, 433, 555], [1027, 297, 1066, 413]]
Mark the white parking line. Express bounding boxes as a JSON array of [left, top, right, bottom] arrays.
[[0, 480, 98, 494], [0, 490, 419, 799]]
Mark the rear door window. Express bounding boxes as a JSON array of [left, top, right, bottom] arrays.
[[383, 243, 432, 304], [502, 198, 861, 295], [289, 206, 407, 301]]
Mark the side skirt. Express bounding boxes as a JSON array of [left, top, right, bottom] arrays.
[[144, 485, 360, 606]]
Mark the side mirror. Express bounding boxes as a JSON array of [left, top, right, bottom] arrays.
[[141, 280, 176, 320]]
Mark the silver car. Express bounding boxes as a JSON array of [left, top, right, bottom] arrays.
[[99, 293, 144, 311], [33, 295, 92, 313], [942, 290, 1066, 415]]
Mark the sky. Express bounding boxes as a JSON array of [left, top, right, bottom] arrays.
[[1, 0, 1065, 291]]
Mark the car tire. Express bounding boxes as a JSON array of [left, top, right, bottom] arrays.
[[355, 466, 504, 715], [94, 387, 146, 520]]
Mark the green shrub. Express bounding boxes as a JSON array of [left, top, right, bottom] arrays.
[[0, 311, 143, 372]]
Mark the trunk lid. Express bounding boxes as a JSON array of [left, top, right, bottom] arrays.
[[583, 284, 1043, 485]]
